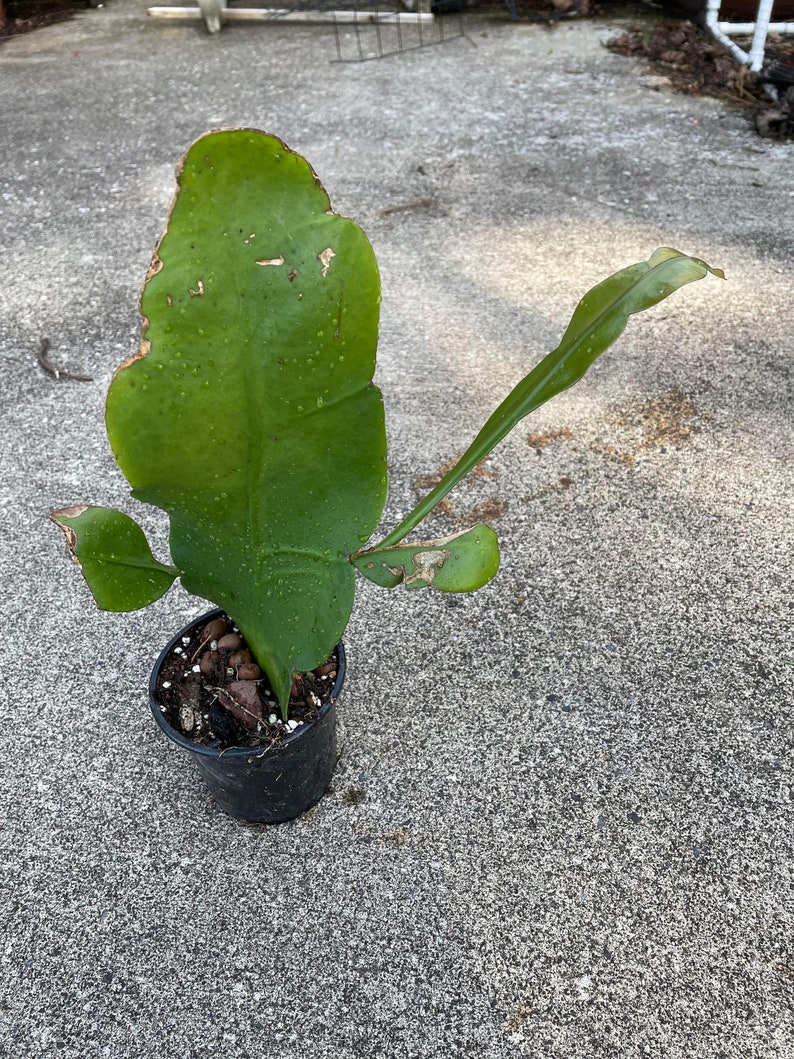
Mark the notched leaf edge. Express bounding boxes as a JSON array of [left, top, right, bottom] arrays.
[[49, 505, 90, 567]]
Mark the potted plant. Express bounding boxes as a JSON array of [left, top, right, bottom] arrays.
[[50, 128, 723, 823]]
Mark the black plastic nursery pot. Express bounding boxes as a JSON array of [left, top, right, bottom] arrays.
[[149, 609, 344, 824]]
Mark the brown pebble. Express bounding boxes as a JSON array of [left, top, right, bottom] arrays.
[[237, 663, 261, 681], [217, 632, 243, 651], [199, 651, 219, 676], [313, 660, 336, 679], [229, 649, 252, 668], [203, 617, 228, 641]]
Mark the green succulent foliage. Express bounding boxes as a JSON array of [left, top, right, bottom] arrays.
[[372, 248, 724, 550], [107, 129, 388, 710], [50, 506, 178, 610], [352, 525, 500, 591], [49, 127, 724, 718]]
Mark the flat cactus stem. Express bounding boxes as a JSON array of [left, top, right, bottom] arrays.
[[376, 249, 724, 550], [105, 130, 388, 711]]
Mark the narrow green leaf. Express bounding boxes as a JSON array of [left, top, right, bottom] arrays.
[[353, 525, 500, 592], [50, 506, 178, 611], [376, 249, 724, 549]]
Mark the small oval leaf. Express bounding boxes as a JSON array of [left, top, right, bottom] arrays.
[[353, 525, 500, 593], [50, 506, 178, 611]]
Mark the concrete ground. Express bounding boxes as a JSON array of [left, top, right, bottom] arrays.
[[1, 2, 792, 1056]]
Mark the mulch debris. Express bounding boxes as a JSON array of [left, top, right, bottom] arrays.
[[608, 19, 794, 138], [0, 0, 99, 43]]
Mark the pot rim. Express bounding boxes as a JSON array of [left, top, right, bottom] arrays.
[[149, 607, 345, 759]]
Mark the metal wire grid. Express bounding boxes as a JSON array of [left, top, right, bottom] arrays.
[[329, 2, 467, 62]]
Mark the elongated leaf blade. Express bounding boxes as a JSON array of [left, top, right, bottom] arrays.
[[105, 130, 387, 708], [50, 506, 178, 610], [376, 249, 723, 549], [353, 525, 500, 592]]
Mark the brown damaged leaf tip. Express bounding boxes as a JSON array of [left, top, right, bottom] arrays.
[[49, 506, 89, 563], [144, 254, 164, 285]]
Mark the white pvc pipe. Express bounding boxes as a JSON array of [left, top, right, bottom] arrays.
[[705, 0, 752, 65], [719, 19, 794, 32], [705, 0, 794, 78], [748, 0, 775, 70], [148, 6, 434, 23]]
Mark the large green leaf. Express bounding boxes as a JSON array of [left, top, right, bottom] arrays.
[[376, 248, 723, 548], [105, 130, 387, 708], [353, 525, 500, 591], [49, 506, 178, 610]]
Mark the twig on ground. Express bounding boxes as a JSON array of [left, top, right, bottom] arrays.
[[37, 338, 93, 382]]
